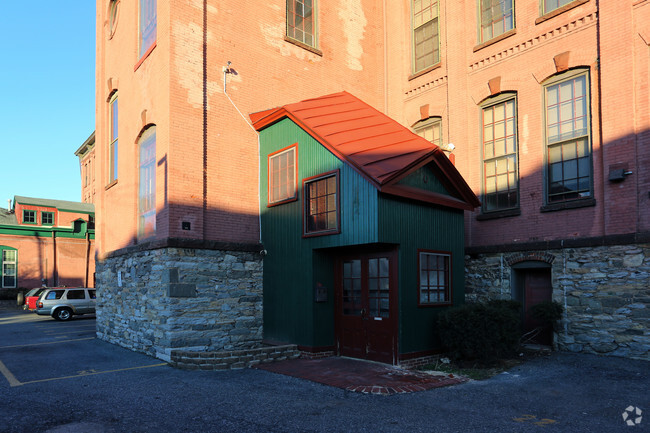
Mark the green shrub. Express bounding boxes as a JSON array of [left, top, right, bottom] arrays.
[[530, 301, 563, 328], [437, 300, 521, 363]]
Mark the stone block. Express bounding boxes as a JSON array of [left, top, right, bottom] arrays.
[[167, 283, 196, 298]]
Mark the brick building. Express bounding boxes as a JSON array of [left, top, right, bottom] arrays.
[[74, 132, 97, 205], [95, 0, 649, 362], [0, 196, 95, 296]]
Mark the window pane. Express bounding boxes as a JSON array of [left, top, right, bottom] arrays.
[[140, 0, 157, 57]]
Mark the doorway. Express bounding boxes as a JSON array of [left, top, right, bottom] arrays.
[[513, 265, 553, 345], [335, 250, 398, 364]]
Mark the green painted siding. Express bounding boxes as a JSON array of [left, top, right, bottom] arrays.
[[396, 163, 450, 195], [260, 119, 379, 347], [378, 190, 465, 355]]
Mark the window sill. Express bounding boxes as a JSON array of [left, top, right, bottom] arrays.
[[476, 208, 521, 220], [540, 197, 595, 213], [104, 179, 118, 191], [535, 0, 590, 25], [408, 63, 442, 81], [284, 36, 323, 56], [134, 41, 157, 72], [418, 301, 453, 308], [267, 197, 298, 208], [302, 229, 340, 238], [473, 29, 517, 52]]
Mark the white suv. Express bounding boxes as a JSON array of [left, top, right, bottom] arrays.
[[36, 287, 96, 321]]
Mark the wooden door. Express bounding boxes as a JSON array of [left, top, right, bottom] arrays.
[[524, 269, 552, 345], [336, 251, 397, 364]]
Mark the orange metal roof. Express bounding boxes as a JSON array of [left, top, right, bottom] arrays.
[[250, 92, 480, 210]]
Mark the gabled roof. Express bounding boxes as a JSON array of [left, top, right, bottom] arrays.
[[250, 92, 480, 211], [14, 196, 95, 214]]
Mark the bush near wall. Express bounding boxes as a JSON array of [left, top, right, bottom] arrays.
[[437, 300, 521, 363]]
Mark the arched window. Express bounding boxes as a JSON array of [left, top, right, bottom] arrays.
[[138, 126, 156, 238], [413, 116, 442, 148]]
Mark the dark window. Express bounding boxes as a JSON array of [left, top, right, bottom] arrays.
[[268, 145, 297, 205], [418, 251, 451, 305], [342, 259, 362, 315], [42, 212, 54, 225], [304, 171, 339, 235], [545, 71, 591, 203], [89, 290, 96, 299], [46, 290, 65, 300], [287, 0, 316, 48], [412, 0, 440, 73], [66, 290, 86, 300], [23, 210, 36, 224], [479, 0, 514, 42], [482, 96, 518, 212]]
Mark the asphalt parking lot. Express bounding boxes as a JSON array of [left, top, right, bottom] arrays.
[[0, 300, 648, 433]]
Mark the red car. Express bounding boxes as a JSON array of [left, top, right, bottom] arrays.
[[21, 288, 47, 310]]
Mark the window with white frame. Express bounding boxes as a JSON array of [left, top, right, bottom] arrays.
[[412, 0, 440, 73], [544, 70, 592, 204], [479, 0, 514, 43], [1, 248, 17, 288], [268, 145, 297, 205], [287, 0, 316, 48]]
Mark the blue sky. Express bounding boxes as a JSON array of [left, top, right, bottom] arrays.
[[0, 3, 96, 205]]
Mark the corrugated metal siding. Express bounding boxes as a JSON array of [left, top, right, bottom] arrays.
[[396, 164, 450, 195], [260, 118, 379, 346], [378, 194, 465, 355]]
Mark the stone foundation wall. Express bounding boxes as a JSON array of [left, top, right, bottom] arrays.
[[95, 247, 263, 362], [465, 244, 649, 360]]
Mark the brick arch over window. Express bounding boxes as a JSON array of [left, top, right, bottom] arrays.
[[471, 76, 526, 105], [506, 252, 555, 267], [532, 49, 596, 83]]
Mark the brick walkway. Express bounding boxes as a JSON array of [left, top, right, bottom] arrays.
[[255, 357, 468, 395]]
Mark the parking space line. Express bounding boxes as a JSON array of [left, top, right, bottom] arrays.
[[44, 329, 96, 336], [13, 363, 168, 387], [0, 337, 95, 350], [0, 360, 21, 387]]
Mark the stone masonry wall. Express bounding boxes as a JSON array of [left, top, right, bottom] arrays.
[[465, 244, 649, 360], [95, 247, 263, 362]]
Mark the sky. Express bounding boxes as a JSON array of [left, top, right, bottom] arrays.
[[0, 3, 96, 205]]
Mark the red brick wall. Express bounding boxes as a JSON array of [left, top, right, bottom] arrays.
[[96, 0, 649, 255], [96, 0, 386, 255], [390, 0, 649, 248], [0, 234, 95, 289]]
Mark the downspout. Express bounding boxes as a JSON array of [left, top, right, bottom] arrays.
[[85, 230, 91, 287], [595, 0, 606, 237], [52, 230, 57, 286]]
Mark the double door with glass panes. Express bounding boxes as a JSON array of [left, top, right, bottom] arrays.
[[336, 251, 397, 364]]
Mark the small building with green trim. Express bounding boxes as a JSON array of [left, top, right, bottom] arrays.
[[0, 196, 95, 296], [251, 92, 480, 365]]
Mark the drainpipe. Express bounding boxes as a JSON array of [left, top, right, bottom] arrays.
[[85, 230, 91, 287], [52, 230, 57, 286]]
